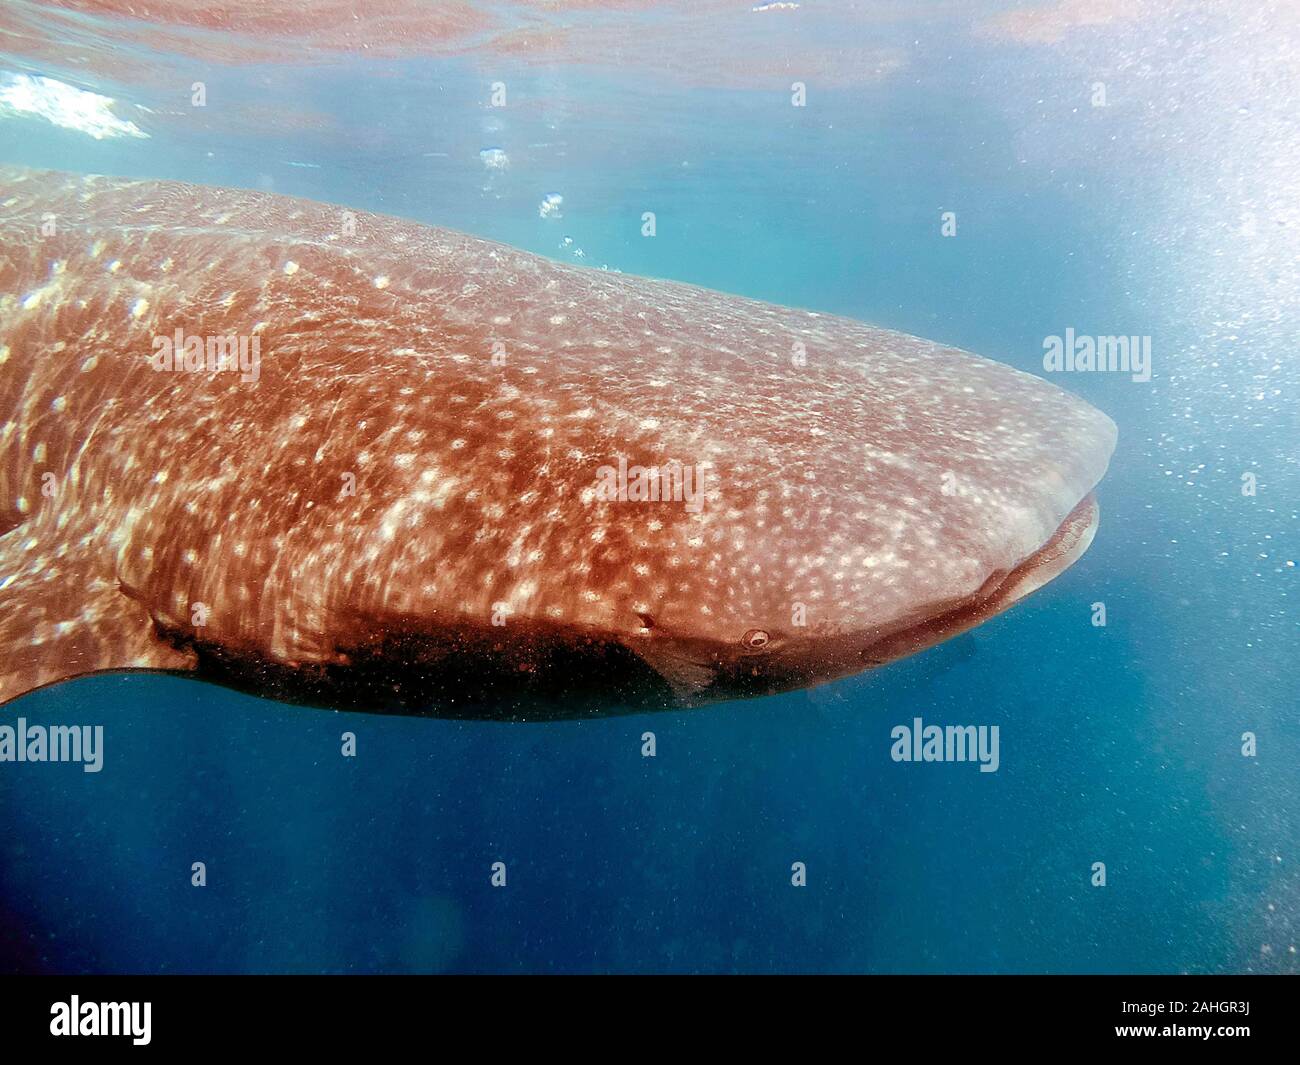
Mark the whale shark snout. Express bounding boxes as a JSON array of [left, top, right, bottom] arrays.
[[0, 165, 1116, 718]]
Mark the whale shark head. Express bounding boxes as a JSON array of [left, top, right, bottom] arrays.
[[584, 343, 1115, 706], [0, 166, 1116, 719]]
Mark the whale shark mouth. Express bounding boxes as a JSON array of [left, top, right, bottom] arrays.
[[855, 491, 1101, 668], [690, 492, 1102, 704]]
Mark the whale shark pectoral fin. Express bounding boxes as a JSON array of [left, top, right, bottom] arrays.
[[624, 641, 718, 706], [0, 528, 196, 706]]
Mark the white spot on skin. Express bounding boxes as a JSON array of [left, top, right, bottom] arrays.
[[283, 261, 299, 275], [130, 297, 149, 319]]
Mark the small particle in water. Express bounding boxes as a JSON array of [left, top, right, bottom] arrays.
[[539, 193, 563, 219]]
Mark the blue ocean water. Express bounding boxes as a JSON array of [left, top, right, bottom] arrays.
[[0, 2, 1295, 973]]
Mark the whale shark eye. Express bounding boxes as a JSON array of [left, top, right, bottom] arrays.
[[741, 629, 770, 650]]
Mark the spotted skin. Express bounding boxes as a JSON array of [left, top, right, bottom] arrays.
[[0, 166, 1116, 717]]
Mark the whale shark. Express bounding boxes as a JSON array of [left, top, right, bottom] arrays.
[[0, 165, 1116, 719]]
